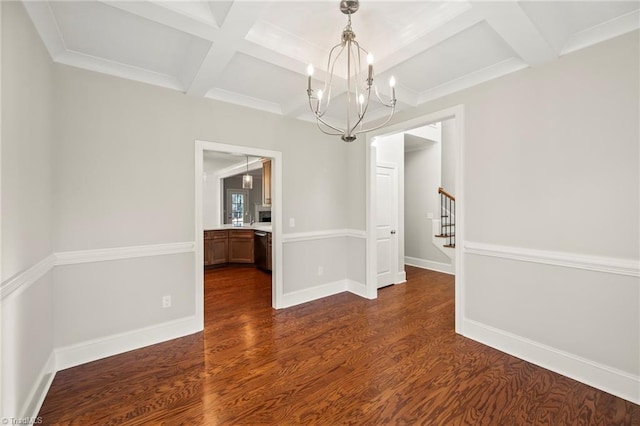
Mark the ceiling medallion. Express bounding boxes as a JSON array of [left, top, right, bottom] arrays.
[[306, 0, 397, 142]]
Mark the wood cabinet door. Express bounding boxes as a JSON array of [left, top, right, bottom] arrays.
[[262, 159, 272, 206], [228, 230, 254, 263], [204, 230, 228, 266], [211, 238, 228, 265]]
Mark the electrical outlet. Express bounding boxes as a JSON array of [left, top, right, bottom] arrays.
[[289, 217, 296, 228], [162, 295, 172, 308], [318, 266, 323, 276]]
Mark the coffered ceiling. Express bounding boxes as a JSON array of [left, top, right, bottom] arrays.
[[24, 1, 639, 125]]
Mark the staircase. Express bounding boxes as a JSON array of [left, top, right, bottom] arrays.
[[435, 187, 455, 249]]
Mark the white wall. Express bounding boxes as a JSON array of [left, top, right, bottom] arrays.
[[404, 137, 451, 266], [353, 30, 640, 402], [51, 52, 353, 346], [1, 1, 55, 418], [202, 170, 220, 229], [441, 119, 456, 195]]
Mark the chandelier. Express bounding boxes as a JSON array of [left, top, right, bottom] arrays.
[[306, 0, 397, 142]]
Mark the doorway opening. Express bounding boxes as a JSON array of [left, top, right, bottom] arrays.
[[365, 105, 464, 334], [194, 140, 284, 331]]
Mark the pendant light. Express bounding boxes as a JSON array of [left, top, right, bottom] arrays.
[[242, 156, 253, 189]]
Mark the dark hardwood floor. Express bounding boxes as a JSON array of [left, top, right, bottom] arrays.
[[38, 265, 639, 425]]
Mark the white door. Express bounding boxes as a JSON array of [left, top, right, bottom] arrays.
[[376, 164, 398, 288]]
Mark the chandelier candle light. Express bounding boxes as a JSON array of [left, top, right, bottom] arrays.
[[306, 0, 397, 142]]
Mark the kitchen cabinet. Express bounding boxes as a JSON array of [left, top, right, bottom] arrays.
[[262, 159, 272, 206], [228, 229, 254, 263], [204, 230, 228, 266]]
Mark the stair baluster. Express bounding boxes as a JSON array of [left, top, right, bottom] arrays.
[[437, 187, 455, 249]]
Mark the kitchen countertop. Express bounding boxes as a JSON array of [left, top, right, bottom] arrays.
[[205, 224, 272, 233]]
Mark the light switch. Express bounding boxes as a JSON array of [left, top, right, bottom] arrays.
[[289, 218, 296, 228]]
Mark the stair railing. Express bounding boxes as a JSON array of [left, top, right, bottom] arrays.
[[438, 187, 455, 248]]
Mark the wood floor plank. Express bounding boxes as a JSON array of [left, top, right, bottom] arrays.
[[37, 265, 640, 425]]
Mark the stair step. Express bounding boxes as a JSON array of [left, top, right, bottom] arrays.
[[444, 244, 456, 248], [435, 234, 455, 238]]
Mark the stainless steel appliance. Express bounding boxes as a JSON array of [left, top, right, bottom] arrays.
[[258, 210, 271, 223], [254, 230, 268, 270]]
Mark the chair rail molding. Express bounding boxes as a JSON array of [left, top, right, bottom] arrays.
[[283, 229, 366, 243], [1, 243, 196, 301], [464, 241, 640, 277], [1, 254, 57, 300], [55, 242, 195, 265]]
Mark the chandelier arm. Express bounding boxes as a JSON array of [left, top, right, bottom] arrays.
[[316, 43, 345, 116], [346, 37, 352, 135], [355, 103, 396, 136], [308, 87, 330, 118], [308, 96, 320, 116], [373, 83, 396, 107], [351, 41, 364, 117], [316, 116, 344, 136], [347, 87, 372, 135]]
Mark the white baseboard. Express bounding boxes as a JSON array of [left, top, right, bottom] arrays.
[[405, 256, 455, 275], [346, 279, 368, 298], [22, 352, 56, 421], [55, 315, 199, 371], [281, 280, 348, 308], [281, 279, 372, 308], [463, 318, 640, 404]]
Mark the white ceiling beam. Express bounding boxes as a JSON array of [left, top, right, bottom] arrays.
[[238, 40, 310, 80], [56, 50, 185, 91], [207, 1, 234, 28], [375, 7, 485, 75], [417, 57, 527, 105], [106, 1, 220, 41], [561, 9, 640, 55], [473, 2, 557, 67], [205, 88, 282, 115], [186, 44, 237, 97], [22, 2, 67, 60], [186, 2, 268, 97]]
